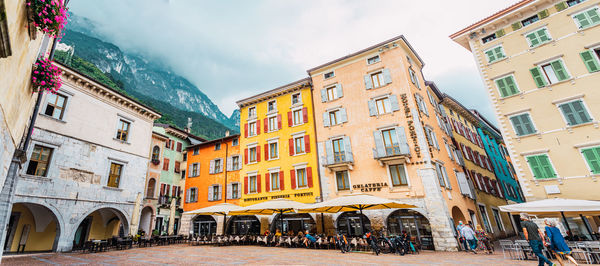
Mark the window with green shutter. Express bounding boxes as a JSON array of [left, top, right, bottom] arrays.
[[484, 45, 506, 63], [495, 75, 519, 97], [530, 67, 547, 88], [510, 113, 536, 136], [580, 50, 600, 72], [581, 146, 600, 174], [572, 7, 600, 29], [558, 100, 592, 126], [532, 59, 570, 86], [525, 28, 551, 48], [526, 154, 557, 179]]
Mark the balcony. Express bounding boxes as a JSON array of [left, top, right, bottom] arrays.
[[323, 151, 354, 171], [373, 143, 410, 165]]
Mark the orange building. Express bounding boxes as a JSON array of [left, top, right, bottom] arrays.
[[181, 134, 241, 235]]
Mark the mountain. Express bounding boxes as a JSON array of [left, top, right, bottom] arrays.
[[59, 13, 238, 129], [229, 109, 240, 128]]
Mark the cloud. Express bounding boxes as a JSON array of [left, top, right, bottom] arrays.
[[68, 0, 510, 118]]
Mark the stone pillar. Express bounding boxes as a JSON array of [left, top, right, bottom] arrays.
[[180, 213, 194, 235]]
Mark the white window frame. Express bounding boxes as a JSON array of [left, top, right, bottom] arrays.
[[387, 163, 410, 188], [269, 169, 281, 191], [374, 95, 392, 115], [536, 58, 572, 85], [524, 26, 552, 48], [324, 71, 335, 80], [248, 106, 257, 119], [248, 120, 257, 137], [335, 170, 352, 192], [494, 74, 521, 98], [24, 141, 58, 178], [292, 134, 306, 156], [114, 116, 133, 143], [248, 174, 258, 194], [366, 55, 381, 65], [267, 100, 277, 113], [483, 44, 506, 63], [231, 155, 241, 171], [571, 6, 600, 29], [42, 90, 72, 122], [525, 152, 559, 180], [294, 166, 308, 189], [267, 114, 278, 132], [328, 108, 341, 126], [554, 98, 594, 127], [267, 139, 279, 161], [507, 111, 538, 137], [291, 107, 304, 126], [230, 182, 241, 199], [291, 92, 302, 106], [106, 158, 127, 189], [491, 207, 506, 231], [325, 85, 338, 101], [478, 203, 494, 233], [247, 144, 258, 164]]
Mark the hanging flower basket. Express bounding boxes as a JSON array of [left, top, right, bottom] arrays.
[[32, 58, 62, 94], [26, 0, 69, 39]]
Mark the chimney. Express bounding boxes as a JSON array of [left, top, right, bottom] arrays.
[[225, 130, 230, 137]]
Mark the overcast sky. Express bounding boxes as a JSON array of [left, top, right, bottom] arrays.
[[68, 0, 511, 123]]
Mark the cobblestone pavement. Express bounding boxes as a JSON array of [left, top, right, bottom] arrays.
[[2, 244, 589, 265]]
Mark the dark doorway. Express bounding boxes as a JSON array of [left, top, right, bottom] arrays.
[[73, 217, 91, 250]]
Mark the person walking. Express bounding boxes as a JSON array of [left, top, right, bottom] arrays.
[[544, 219, 578, 266], [459, 223, 478, 254], [475, 225, 493, 254], [521, 213, 556, 266], [456, 221, 470, 252]]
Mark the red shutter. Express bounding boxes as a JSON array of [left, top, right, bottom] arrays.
[[244, 176, 248, 194], [244, 123, 248, 138], [302, 107, 308, 123], [279, 171, 284, 190], [307, 167, 313, 188], [264, 144, 269, 160], [289, 138, 295, 156], [177, 142, 182, 152], [256, 145, 261, 162], [257, 119, 261, 135], [244, 148, 248, 164], [304, 135, 310, 153], [290, 170, 296, 189], [160, 183, 165, 196], [265, 173, 270, 192], [287, 111, 292, 126], [163, 158, 169, 171], [264, 118, 268, 132], [257, 174, 261, 193], [478, 136, 484, 148], [166, 184, 171, 196], [277, 114, 282, 130]]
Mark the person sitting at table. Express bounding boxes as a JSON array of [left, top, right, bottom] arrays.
[[544, 219, 578, 266], [303, 230, 317, 248]]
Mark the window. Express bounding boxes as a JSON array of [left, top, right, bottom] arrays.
[[491, 208, 505, 231], [44, 93, 67, 120], [415, 94, 428, 116], [232, 138, 239, 146], [268, 116, 277, 132], [271, 171, 280, 190], [530, 59, 569, 87], [332, 138, 344, 163], [495, 75, 520, 98], [481, 33, 497, 44], [215, 143, 221, 150], [328, 110, 339, 126], [479, 205, 493, 233], [189, 188, 198, 202], [249, 147, 257, 163], [294, 136, 305, 154], [213, 159, 221, 173], [581, 146, 600, 174], [409, 68, 420, 88], [248, 121, 257, 136], [291, 93, 301, 105], [326, 86, 337, 101], [116, 119, 130, 141], [193, 147, 199, 155], [525, 27, 551, 48], [175, 161, 181, 173], [211, 185, 220, 201], [324, 71, 334, 79], [580, 48, 600, 73], [232, 156, 240, 170], [26, 145, 53, 176], [572, 7, 600, 29], [559, 100, 592, 126], [107, 162, 123, 188], [381, 128, 400, 155], [425, 127, 439, 149], [190, 163, 199, 177], [370, 71, 384, 88], [296, 168, 307, 188], [231, 183, 239, 199], [269, 142, 278, 160], [521, 14, 540, 27], [389, 164, 408, 187], [249, 175, 257, 193], [367, 55, 380, 64], [163, 158, 170, 171], [293, 109, 302, 125], [434, 162, 447, 187], [268, 100, 276, 112], [526, 154, 557, 179], [484, 45, 506, 63], [151, 146, 160, 161], [336, 170, 350, 191], [183, 153, 187, 161], [375, 98, 391, 115], [567, 0, 586, 7], [248, 107, 256, 118]]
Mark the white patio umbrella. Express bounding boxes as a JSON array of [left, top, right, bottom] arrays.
[[229, 199, 310, 233], [298, 194, 417, 233], [183, 203, 244, 234]]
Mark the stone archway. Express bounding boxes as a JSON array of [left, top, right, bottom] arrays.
[[191, 215, 217, 236], [226, 215, 260, 235], [270, 213, 316, 234], [386, 209, 434, 250], [138, 206, 154, 236], [4, 202, 62, 253], [451, 206, 467, 225], [336, 212, 371, 237], [71, 207, 129, 250]]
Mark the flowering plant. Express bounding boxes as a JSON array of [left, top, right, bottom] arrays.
[[32, 58, 62, 93], [26, 0, 68, 38]]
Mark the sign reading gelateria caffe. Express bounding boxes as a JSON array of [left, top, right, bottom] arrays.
[[353, 183, 388, 192]]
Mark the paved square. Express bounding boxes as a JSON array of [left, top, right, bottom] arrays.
[[3, 244, 570, 265]]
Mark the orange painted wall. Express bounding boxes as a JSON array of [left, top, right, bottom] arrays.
[[183, 136, 241, 211]]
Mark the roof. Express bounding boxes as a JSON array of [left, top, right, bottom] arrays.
[[55, 61, 162, 117], [236, 78, 311, 107], [449, 0, 535, 39], [306, 34, 425, 73], [425, 81, 443, 100], [186, 134, 240, 150], [471, 109, 502, 139], [440, 93, 479, 124], [154, 123, 207, 142]]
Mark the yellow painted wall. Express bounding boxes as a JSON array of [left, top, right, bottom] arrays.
[[86, 211, 121, 240], [238, 84, 321, 206], [8, 204, 57, 252]]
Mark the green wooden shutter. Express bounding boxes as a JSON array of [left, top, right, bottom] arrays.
[[559, 102, 578, 125], [496, 29, 505, 38], [582, 147, 600, 174], [485, 50, 496, 63], [494, 46, 505, 59], [496, 78, 509, 97], [521, 114, 536, 135], [537, 29, 551, 43], [537, 155, 556, 178], [580, 50, 600, 72], [538, 9, 549, 19], [512, 22, 522, 31], [510, 115, 525, 136], [527, 156, 545, 179], [526, 32, 540, 47], [574, 13, 591, 28], [551, 60, 569, 81], [530, 67, 547, 88], [555, 2, 567, 12], [505, 76, 519, 95], [571, 100, 592, 123], [587, 8, 600, 24]]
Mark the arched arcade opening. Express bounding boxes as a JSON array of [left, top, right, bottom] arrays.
[[387, 209, 434, 250], [4, 203, 61, 253], [72, 207, 128, 250]]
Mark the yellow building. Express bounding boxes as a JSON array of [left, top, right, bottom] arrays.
[[236, 79, 321, 233], [442, 95, 515, 239], [451, 0, 600, 237]]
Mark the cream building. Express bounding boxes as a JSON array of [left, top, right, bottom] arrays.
[[451, 0, 600, 238]]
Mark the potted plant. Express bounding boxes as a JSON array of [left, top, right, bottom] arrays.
[[26, 0, 69, 39], [31, 57, 62, 94]]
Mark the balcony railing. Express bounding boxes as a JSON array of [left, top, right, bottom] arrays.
[[373, 143, 410, 159], [323, 151, 354, 166]]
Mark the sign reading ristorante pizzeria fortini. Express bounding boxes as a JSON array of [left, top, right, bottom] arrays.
[[353, 183, 388, 192]]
